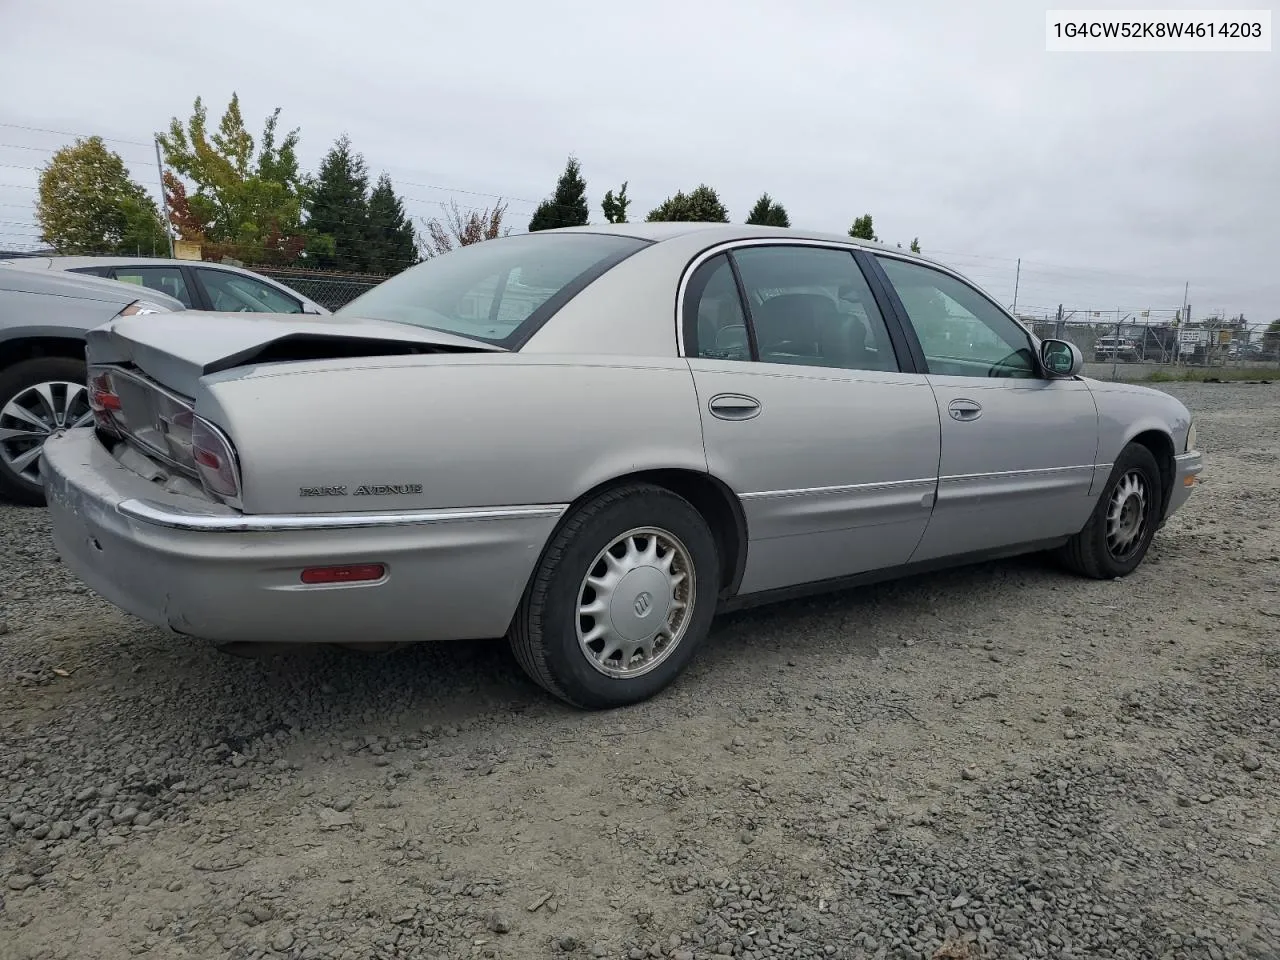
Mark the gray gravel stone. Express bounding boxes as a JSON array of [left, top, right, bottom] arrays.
[[486, 911, 511, 934]]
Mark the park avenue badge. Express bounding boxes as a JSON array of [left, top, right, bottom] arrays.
[[299, 483, 422, 497]]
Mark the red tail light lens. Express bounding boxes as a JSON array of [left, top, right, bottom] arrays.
[[190, 416, 241, 501], [87, 369, 122, 435], [300, 564, 386, 585]]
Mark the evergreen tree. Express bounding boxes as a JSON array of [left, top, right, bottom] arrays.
[[848, 214, 877, 241], [366, 174, 418, 274], [308, 134, 371, 271], [645, 184, 729, 222], [744, 192, 790, 227], [601, 181, 630, 223], [910, 237, 921, 253], [528, 156, 589, 231]]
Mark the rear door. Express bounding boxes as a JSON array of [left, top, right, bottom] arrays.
[[683, 242, 941, 595], [870, 254, 1099, 561]]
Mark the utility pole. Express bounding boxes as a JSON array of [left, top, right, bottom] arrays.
[[1011, 258, 1021, 314], [1177, 282, 1189, 369], [1112, 308, 1121, 381], [154, 136, 175, 259]]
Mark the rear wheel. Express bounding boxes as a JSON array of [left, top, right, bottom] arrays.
[[0, 357, 90, 506], [509, 483, 720, 709], [1057, 442, 1164, 579]]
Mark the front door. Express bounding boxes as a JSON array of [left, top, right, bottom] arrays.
[[871, 254, 1100, 562], [683, 243, 942, 595]]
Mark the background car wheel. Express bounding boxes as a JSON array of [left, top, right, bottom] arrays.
[[1056, 442, 1165, 580], [0, 357, 89, 506], [509, 482, 720, 709]]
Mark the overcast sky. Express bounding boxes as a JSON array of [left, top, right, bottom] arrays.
[[1, 0, 1276, 325]]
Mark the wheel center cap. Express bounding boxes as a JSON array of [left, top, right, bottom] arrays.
[[1120, 496, 1140, 528], [609, 566, 672, 643]]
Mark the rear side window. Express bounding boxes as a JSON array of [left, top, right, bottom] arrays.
[[733, 246, 901, 372], [336, 233, 650, 347], [111, 266, 194, 308], [684, 254, 751, 360]]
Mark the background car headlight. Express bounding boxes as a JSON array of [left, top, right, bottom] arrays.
[[118, 299, 171, 317], [1186, 421, 1197, 451]]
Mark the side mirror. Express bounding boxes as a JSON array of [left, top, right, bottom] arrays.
[[1040, 339, 1083, 377]]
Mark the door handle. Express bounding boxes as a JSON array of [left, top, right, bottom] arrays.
[[947, 398, 983, 422], [708, 393, 762, 421]]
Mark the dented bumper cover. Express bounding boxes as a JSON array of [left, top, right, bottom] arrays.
[[40, 429, 565, 645]]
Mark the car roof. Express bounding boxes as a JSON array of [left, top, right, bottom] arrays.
[[6, 255, 234, 271], [547, 222, 950, 268]]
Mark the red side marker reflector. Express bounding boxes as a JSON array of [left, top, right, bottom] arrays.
[[300, 564, 386, 585]]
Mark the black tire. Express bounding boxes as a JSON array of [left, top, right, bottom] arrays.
[[0, 356, 88, 507], [1057, 442, 1164, 579], [509, 483, 720, 709]]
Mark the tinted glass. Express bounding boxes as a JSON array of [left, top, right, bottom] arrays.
[[732, 246, 900, 372], [877, 256, 1037, 379], [336, 233, 649, 346], [684, 254, 750, 361], [112, 266, 193, 308], [198, 269, 302, 313]]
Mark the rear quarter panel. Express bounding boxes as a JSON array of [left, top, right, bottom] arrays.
[[199, 353, 708, 514]]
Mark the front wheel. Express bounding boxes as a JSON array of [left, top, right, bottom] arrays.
[[1056, 442, 1165, 579], [0, 357, 90, 506], [508, 483, 720, 709]]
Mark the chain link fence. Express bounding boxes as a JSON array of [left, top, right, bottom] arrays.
[[253, 267, 386, 312], [1027, 315, 1280, 382]]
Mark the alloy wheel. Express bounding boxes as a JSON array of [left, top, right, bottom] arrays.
[[0, 381, 92, 485], [1105, 468, 1150, 561]]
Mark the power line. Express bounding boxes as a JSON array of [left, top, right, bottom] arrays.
[[0, 121, 153, 148]]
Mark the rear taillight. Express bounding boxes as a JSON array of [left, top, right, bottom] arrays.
[[190, 416, 241, 501], [87, 369, 122, 436]]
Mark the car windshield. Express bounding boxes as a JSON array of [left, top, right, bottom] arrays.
[[335, 232, 649, 346]]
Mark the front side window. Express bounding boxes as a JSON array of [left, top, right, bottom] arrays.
[[111, 266, 194, 308], [732, 245, 900, 372], [336, 233, 649, 346], [197, 269, 302, 314], [876, 256, 1037, 379]]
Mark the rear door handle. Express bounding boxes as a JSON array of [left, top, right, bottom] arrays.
[[947, 398, 983, 422], [708, 393, 762, 421]]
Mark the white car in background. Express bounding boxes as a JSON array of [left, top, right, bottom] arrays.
[[0, 256, 329, 316]]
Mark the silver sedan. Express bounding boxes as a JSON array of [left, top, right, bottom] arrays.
[[40, 223, 1202, 708]]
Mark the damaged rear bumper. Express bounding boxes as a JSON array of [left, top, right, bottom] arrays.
[[40, 429, 565, 645]]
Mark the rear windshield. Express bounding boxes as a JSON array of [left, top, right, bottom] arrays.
[[336, 232, 649, 347]]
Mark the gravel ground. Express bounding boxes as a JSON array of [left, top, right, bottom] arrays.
[[2, 381, 1278, 960]]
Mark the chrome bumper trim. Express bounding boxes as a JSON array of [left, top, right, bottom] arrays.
[[1175, 450, 1202, 467], [116, 498, 569, 533]]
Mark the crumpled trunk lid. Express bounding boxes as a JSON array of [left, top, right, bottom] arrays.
[[86, 311, 504, 397]]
